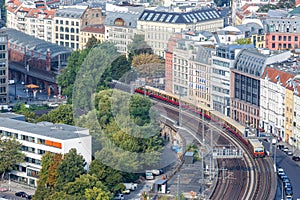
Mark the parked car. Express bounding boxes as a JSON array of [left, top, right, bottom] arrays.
[[285, 187, 293, 196], [283, 147, 289, 152], [277, 168, 285, 176], [284, 182, 292, 189], [277, 144, 284, 150], [15, 191, 28, 198], [0, 187, 8, 192], [114, 194, 124, 200], [286, 151, 293, 156], [292, 156, 300, 161], [282, 177, 290, 183]]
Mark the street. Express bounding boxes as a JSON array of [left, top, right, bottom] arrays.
[[262, 140, 300, 199]]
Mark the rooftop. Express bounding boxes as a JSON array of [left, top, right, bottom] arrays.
[[138, 7, 221, 24], [81, 24, 105, 34], [55, 8, 86, 19], [0, 118, 89, 140], [5, 28, 72, 59]]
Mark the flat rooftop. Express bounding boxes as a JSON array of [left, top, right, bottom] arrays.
[[0, 118, 89, 140]]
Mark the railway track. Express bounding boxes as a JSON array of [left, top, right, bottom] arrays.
[[153, 101, 275, 200]]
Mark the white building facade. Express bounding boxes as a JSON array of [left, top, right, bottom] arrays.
[[0, 118, 92, 187], [260, 67, 287, 139]]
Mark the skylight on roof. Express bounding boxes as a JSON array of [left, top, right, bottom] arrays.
[[195, 13, 201, 21], [159, 14, 167, 22], [183, 15, 190, 23], [146, 13, 154, 20], [140, 12, 148, 20], [165, 14, 173, 22], [172, 15, 179, 23], [153, 13, 160, 21]]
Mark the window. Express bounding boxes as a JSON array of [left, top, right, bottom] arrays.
[[288, 36, 291, 41], [71, 21, 74, 26], [60, 27, 64, 32], [0, 53, 5, 59], [295, 36, 298, 41], [278, 36, 282, 41], [272, 43, 275, 48], [283, 36, 286, 41], [272, 35, 275, 40], [65, 35, 69, 40], [37, 138, 45, 144], [60, 20, 63, 24], [71, 28, 74, 33], [76, 22, 79, 26], [38, 149, 45, 155], [66, 21, 69, 25], [0, 45, 5, 50]]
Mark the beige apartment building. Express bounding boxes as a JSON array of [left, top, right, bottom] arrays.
[[137, 8, 223, 57], [80, 24, 105, 49]]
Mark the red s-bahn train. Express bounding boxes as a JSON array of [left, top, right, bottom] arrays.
[[135, 86, 262, 158]]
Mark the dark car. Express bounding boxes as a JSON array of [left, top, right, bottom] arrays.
[[15, 191, 28, 198], [292, 156, 300, 161], [277, 144, 284, 150], [285, 187, 293, 196]]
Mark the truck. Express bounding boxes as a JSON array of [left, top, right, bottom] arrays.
[[123, 183, 137, 191]]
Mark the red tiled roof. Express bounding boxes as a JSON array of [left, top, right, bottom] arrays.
[[81, 25, 105, 34], [262, 66, 295, 90]]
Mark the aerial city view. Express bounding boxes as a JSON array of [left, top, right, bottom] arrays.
[[0, 0, 300, 199]]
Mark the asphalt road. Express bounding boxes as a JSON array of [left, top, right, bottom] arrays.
[[262, 141, 300, 199]]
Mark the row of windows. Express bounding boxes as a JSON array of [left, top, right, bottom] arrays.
[[0, 130, 62, 149], [56, 33, 79, 41], [56, 26, 79, 34], [270, 43, 293, 49], [271, 35, 297, 41], [212, 59, 230, 68], [55, 20, 79, 26]]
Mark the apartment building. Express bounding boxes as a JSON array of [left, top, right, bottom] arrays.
[[0, 118, 92, 187], [105, 3, 144, 54], [171, 38, 214, 106], [231, 49, 291, 128], [0, 30, 8, 105], [80, 24, 105, 49], [137, 7, 224, 57], [211, 44, 253, 116], [260, 66, 293, 141], [293, 77, 300, 149], [264, 10, 300, 50], [6, 0, 55, 42], [53, 6, 105, 50]]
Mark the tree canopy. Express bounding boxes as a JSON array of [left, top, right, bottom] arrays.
[[0, 139, 25, 180], [77, 89, 164, 173]]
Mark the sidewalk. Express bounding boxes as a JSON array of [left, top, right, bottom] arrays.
[[0, 181, 36, 196]]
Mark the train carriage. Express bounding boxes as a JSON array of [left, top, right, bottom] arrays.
[[248, 138, 265, 158], [134, 86, 251, 149]]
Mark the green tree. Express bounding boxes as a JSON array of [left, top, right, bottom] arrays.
[[55, 149, 86, 190], [0, 139, 25, 180], [129, 95, 152, 126], [127, 34, 153, 59], [36, 104, 74, 125], [86, 35, 99, 49], [57, 49, 90, 103], [235, 38, 252, 45], [85, 187, 111, 200]]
